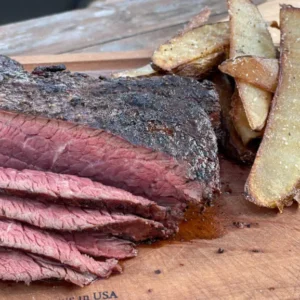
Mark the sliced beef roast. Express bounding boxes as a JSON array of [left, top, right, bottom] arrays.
[[0, 56, 221, 287], [0, 194, 170, 241], [0, 219, 120, 277], [0, 249, 97, 286], [64, 233, 137, 259], [0, 167, 167, 223], [0, 55, 220, 210]]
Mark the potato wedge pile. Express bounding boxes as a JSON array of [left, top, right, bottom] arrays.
[[113, 2, 300, 210], [228, 0, 276, 131], [246, 5, 300, 211]]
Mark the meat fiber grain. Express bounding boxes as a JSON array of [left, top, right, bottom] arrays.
[[0, 249, 97, 286], [0, 194, 171, 241], [0, 166, 168, 223], [0, 219, 120, 277], [64, 233, 137, 259]]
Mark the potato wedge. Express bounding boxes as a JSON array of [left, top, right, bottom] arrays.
[[180, 7, 211, 35], [231, 89, 263, 145], [228, 0, 276, 131], [245, 6, 300, 210], [112, 52, 227, 80], [112, 64, 158, 78], [173, 52, 226, 79], [152, 22, 229, 71], [219, 56, 279, 93], [236, 83, 273, 131], [211, 73, 256, 164]]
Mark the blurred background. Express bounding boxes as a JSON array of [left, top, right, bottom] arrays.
[[0, 0, 92, 25], [0, 0, 266, 56]]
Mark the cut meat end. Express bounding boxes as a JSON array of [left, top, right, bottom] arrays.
[[0, 110, 218, 207], [65, 233, 137, 259], [0, 249, 97, 286], [0, 57, 220, 208], [0, 194, 172, 241], [0, 219, 121, 278], [0, 166, 168, 223]]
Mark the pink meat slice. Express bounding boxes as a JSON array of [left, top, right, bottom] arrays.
[[0, 219, 121, 278], [0, 249, 97, 286], [0, 194, 171, 241], [0, 165, 168, 223], [65, 233, 138, 259]]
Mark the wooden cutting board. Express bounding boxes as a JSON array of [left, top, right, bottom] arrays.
[[2, 1, 300, 299], [3, 159, 300, 300]]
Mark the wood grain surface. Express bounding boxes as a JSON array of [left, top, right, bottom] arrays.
[[12, 50, 152, 72], [0, 0, 264, 56]]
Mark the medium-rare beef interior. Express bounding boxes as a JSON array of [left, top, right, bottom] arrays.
[[64, 233, 138, 259], [0, 193, 171, 241], [0, 55, 220, 286], [0, 166, 168, 223], [0, 249, 97, 287], [0, 218, 120, 277]]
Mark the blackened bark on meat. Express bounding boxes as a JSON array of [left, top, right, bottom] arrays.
[[0, 55, 220, 207], [32, 64, 67, 75], [0, 55, 23, 76]]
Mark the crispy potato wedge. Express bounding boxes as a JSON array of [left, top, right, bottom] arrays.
[[228, 0, 276, 62], [231, 89, 263, 145], [112, 64, 158, 78], [112, 53, 226, 80], [211, 73, 256, 164], [112, 52, 226, 80], [228, 0, 276, 131], [180, 7, 211, 35], [174, 52, 226, 79], [236, 82, 273, 131], [152, 22, 229, 71], [245, 6, 300, 210], [219, 56, 279, 93]]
